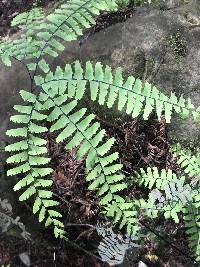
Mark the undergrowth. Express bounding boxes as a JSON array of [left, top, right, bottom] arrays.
[[0, 0, 199, 265]]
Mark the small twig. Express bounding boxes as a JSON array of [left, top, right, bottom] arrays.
[[53, 192, 70, 206], [66, 239, 102, 261], [66, 223, 95, 228], [139, 220, 198, 266]]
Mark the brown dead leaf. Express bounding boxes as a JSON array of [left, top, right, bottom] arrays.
[[53, 171, 71, 187]]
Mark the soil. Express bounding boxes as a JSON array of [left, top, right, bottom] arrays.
[[0, 1, 198, 267]]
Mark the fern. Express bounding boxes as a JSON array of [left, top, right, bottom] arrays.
[[0, 0, 118, 68], [150, 178, 193, 207], [1, 0, 200, 263], [171, 143, 200, 183], [136, 166, 200, 258], [38, 82, 127, 205], [147, 177, 193, 223], [5, 90, 65, 238], [184, 205, 200, 262], [0, 198, 30, 240], [105, 198, 140, 235], [35, 61, 200, 123], [96, 224, 139, 265], [136, 167, 178, 190], [11, 7, 45, 29]]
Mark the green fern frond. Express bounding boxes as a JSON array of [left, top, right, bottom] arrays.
[[36, 61, 200, 123], [171, 143, 200, 180], [184, 205, 200, 262], [42, 88, 127, 206], [0, 0, 118, 68], [11, 7, 45, 29], [5, 90, 65, 238], [147, 180, 193, 223], [103, 195, 141, 235], [136, 167, 178, 190]]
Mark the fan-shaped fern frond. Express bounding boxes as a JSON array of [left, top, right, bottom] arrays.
[[35, 61, 200, 123], [0, 0, 118, 69], [5, 90, 65, 238]]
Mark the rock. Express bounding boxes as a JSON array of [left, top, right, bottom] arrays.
[[138, 261, 148, 267], [0, 2, 200, 147], [19, 252, 31, 266], [75, 4, 200, 144]]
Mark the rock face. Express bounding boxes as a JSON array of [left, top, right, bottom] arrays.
[[0, 2, 200, 151]]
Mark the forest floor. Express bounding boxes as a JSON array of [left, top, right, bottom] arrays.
[[0, 1, 198, 267]]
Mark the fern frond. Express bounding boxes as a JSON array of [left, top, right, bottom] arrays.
[[11, 7, 45, 29], [5, 90, 65, 238], [150, 177, 193, 206], [36, 61, 200, 123], [135, 167, 196, 222], [105, 198, 140, 235], [136, 167, 177, 190], [147, 178, 193, 223], [171, 143, 200, 180], [0, 1, 117, 68], [184, 205, 200, 262], [96, 224, 139, 266], [43, 89, 127, 206]]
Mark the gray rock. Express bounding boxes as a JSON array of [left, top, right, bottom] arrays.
[[0, 2, 200, 147], [19, 252, 31, 267], [138, 261, 148, 267]]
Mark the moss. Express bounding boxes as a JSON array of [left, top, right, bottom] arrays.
[[167, 29, 188, 63]]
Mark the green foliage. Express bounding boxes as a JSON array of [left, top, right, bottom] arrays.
[[0, 0, 117, 67], [11, 7, 45, 28], [5, 90, 65, 238], [171, 143, 200, 180], [116, 0, 129, 8], [184, 205, 200, 262], [136, 166, 200, 259], [35, 60, 200, 123], [96, 224, 139, 265], [1, 0, 200, 263]]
